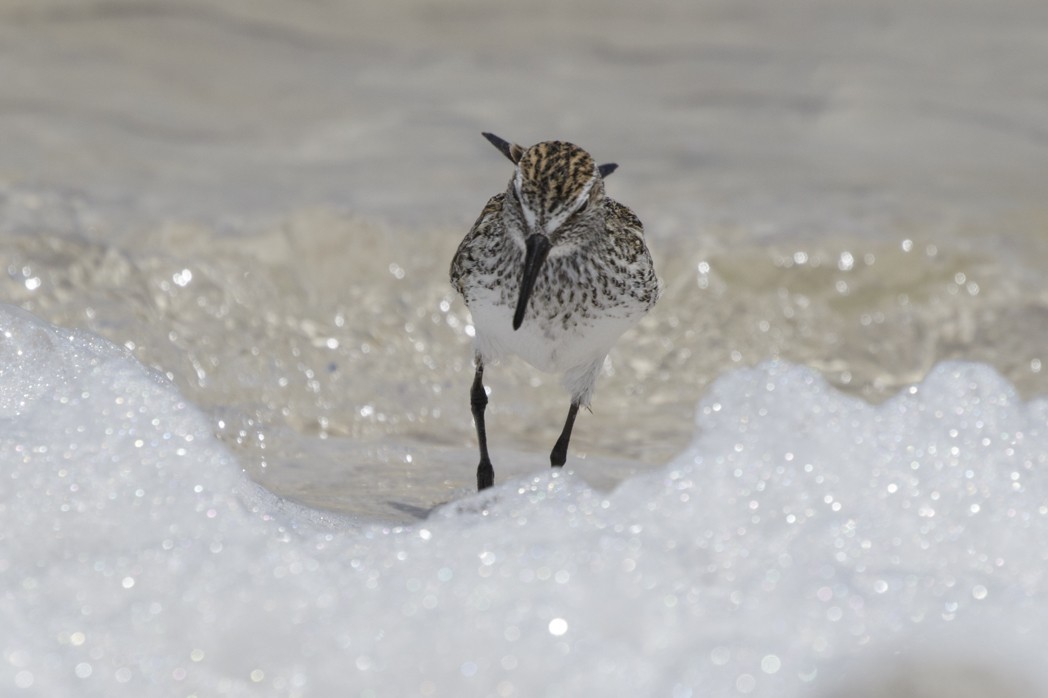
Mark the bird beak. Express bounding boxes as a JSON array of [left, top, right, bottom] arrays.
[[513, 233, 551, 330]]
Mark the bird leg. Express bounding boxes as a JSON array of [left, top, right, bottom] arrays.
[[550, 401, 580, 468], [471, 360, 495, 490]]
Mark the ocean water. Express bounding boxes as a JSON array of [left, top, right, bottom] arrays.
[[2, 0, 1048, 695], [4, 305, 1048, 697]]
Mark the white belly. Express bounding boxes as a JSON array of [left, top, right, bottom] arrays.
[[469, 296, 640, 375]]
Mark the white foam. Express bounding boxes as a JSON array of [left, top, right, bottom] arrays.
[[2, 303, 1047, 696]]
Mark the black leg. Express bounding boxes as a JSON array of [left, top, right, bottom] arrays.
[[471, 360, 494, 490], [550, 401, 580, 468]]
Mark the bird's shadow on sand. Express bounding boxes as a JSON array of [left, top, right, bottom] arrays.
[[386, 501, 435, 520], [386, 488, 504, 522]]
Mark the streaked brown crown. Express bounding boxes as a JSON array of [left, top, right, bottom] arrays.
[[514, 141, 598, 235]]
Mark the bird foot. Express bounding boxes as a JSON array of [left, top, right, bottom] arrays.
[[477, 458, 494, 491]]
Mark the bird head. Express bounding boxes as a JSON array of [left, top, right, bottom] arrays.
[[481, 132, 618, 330]]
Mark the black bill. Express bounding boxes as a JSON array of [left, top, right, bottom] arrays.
[[513, 234, 551, 330]]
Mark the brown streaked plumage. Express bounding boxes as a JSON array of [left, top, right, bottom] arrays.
[[450, 133, 659, 491]]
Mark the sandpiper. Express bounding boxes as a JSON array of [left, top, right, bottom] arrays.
[[450, 133, 659, 491]]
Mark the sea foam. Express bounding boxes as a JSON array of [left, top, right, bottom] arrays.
[[2, 303, 1046, 697]]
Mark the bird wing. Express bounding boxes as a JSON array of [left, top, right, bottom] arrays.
[[604, 198, 661, 310], [450, 193, 505, 298]]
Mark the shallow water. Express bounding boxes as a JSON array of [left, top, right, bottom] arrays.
[[4, 212, 1046, 517], [2, 0, 1048, 694], [3, 0, 1048, 515]]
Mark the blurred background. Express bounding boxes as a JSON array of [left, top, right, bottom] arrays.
[[1, 0, 1047, 513]]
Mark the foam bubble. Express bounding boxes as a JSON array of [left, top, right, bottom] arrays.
[[2, 304, 1047, 696]]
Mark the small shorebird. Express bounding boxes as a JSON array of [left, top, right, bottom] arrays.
[[450, 133, 659, 491]]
